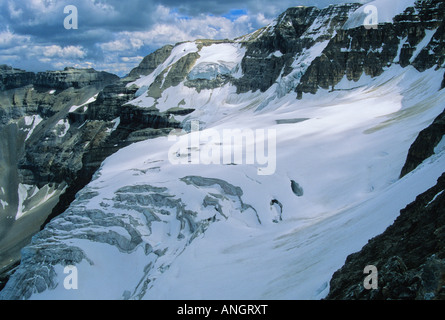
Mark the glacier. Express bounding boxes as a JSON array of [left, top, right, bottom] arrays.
[[3, 63, 444, 300]]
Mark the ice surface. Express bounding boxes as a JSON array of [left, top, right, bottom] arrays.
[[21, 62, 445, 299], [343, 0, 417, 29]]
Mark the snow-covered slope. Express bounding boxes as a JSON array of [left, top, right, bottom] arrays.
[[343, 0, 417, 29], [1, 1, 444, 300], [3, 64, 444, 300]]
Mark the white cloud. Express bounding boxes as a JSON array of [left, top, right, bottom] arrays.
[[255, 13, 272, 26], [100, 6, 260, 53], [93, 4, 273, 76], [0, 0, 376, 76], [42, 45, 87, 59], [121, 56, 144, 62], [100, 36, 145, 52], [0, 54, 20, 61], [7, 1, 24, 19], [0, 28, 30, 48]]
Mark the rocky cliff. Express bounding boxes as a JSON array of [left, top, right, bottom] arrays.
[[0, 65, 35, 91], [296, 0, 444, 98], [326, 172, 445, 300], [0, 52, 197, 288], [0, 67, 120, 284], [0, 65, 120, 91], [0, 64, 185, 287], [401, 108, 445, 177]]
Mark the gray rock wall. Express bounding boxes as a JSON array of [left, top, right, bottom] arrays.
[[326, 172, 445, 300]]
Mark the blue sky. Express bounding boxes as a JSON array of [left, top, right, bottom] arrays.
[[0, 0, 369, 76]]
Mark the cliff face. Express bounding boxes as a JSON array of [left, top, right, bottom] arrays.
[[234, 4, 361, 95], [0, 67, 120, 282], [326, 172, 445, 300], [401, 108, 445, 177], [34, 67, 120, 90], [296, 0, 444, 98], [0, 65, 120, 91], [127, 45, 174, 80], [0, 65, 35, 91], [0, 60, 189, 287]]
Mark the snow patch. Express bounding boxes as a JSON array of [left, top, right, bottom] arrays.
[[15, 184, 63, 220], [54, 119, 70, 138], [23, 115, 43, 141], [69, 94, 98, 113], [343, 0, 417, 29], [129, 42, 199, 90], [0, 200, 8, 210], [427, 190, 444, 207], [410, 29, 437, 63], [106, 117, 121, 133]]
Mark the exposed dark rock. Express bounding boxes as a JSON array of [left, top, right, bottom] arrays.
[[127, 45, 174, 80], [126, 128, 173, 142], [412, 18, 445, 71], [147, 52, 200, 100], [0, 66, 179, 287], [400, 108, 445, 177], [291, 180, 304, 197], [0, 65, 35, 90], [296, 0, 445, 99], [275, 118, 309, 124], [120, 104, 180, 129], [86, 81, 139, 121], [184, 74, 232, 92], [34, 67, 120, 90], [325, 172, 445, 300], [1, 66, 119, 92], [234, 4, 360, 95], [234, 6, 319, 94], [165, 107, 195, 116]]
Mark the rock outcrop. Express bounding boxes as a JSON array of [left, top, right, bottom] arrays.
[[0, 65, 120, 92], [400, 108, 445, 177], [127, 45, 174, 80], [0, 65, 35, 90], [296, 0, 445, 98], [442, 71, 445, 89], [234, 4, 361, 94], [0, 64, 179, 284], [34, 67, 120, 90], [0, 67, 121, 281]]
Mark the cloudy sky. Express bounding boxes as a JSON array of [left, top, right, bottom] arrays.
[[0, 0, 369, 76]]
